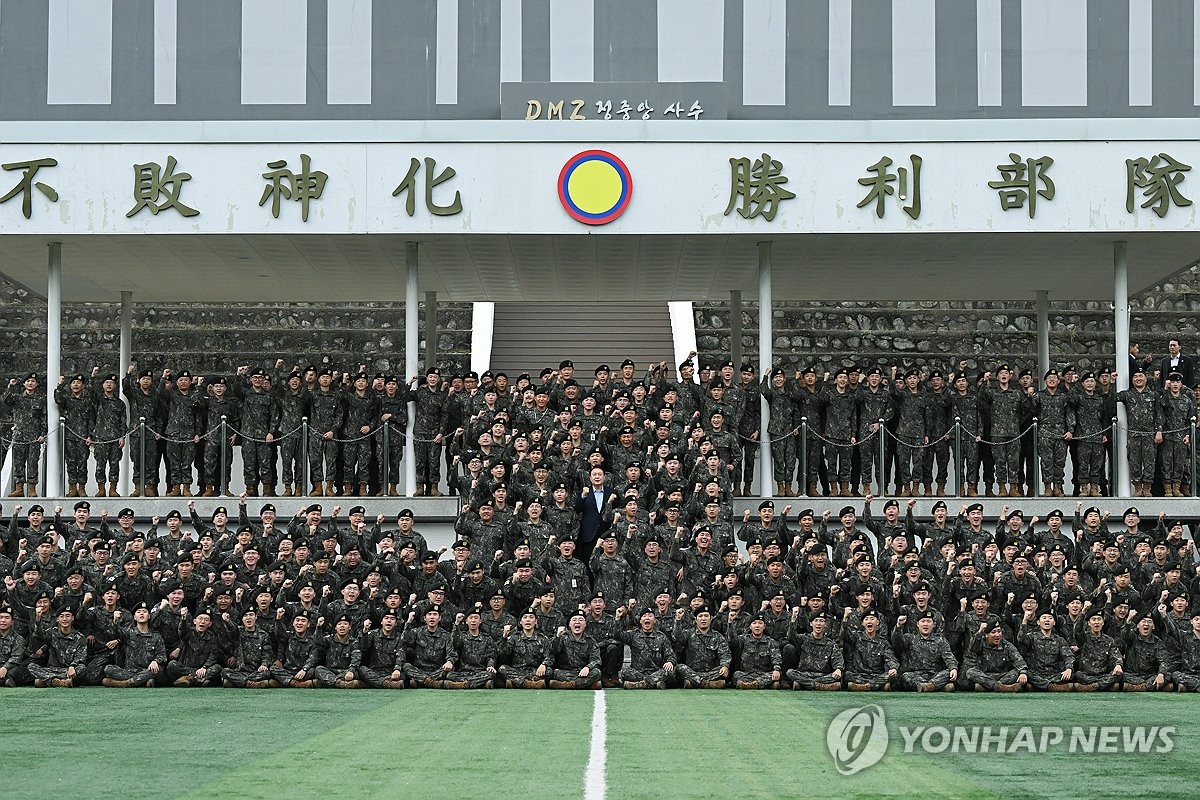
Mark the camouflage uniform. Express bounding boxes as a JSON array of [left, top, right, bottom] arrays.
[[1030, 387, 1074, 489], [3, 383, 46, 491], [785, 630, 844, 689], [160, 382, 205, 491], [842, 629, 899, 689], [891, 385, 932, 492], [358, 627, 405, 688], [950, 386, 983, 491], [498, 629, 551, 687], [27, 626, 88, 685], [1170, 630, 1200, 691], [103, 626, 167, 686], [1071, 389, 1113, 491], [1073, 630, 1122, 689], [737, 379, 762, 491], [234, 378, 282, 492], [921, 385, 953, 492], [271, 628, 321, 686], [962, 636, 1027, 689], [307, 386, 345, 487], [820, 386, 858, 488], [1159, 389, 1196, 486], [222, 625, 275, 687], [122, 373, 162, 493], [547, 631, 601, 688], [201, 388, 240, 494], [1119, 627, 1168, 690], [164, 624, 223, 686], [856, 384, 893, 492], [979, 383, 1026, 491], [413, 382, 447, 491], [91, 381, 127, 490], [890, 629, 958, 690], [55, 382, 94, 491], [378, 386, 413, 492], [275, 383, 310, 492], [1116, 385, 1161, 484], [314, 633, 362, 687], [342, 389, 380, 490], [672, 625, 731, 688], [1016, 627, 1074, 690], [617, 624, 676, 688]]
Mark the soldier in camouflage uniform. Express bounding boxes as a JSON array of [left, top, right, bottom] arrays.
[[1072, 608, 1123, 691], [275, 371, 310, 497], [1030, 369, 1075, 497], [793, 368, 825, 497], [1117, 367, 1162, 497], [1169, 611, 1200, 691], [962, 621, 1027, 691], [90, 373, 127, 498], [615, 605, 676, 689], [673, 605, 731, 688], [1159, 372, 1196, 497], [1119, 610, 1168, 691], [820, 368, 858, 496], [842, 609, 898, 690], [358, 607, 406, 689], [949, 373, 983, 496], [164, 607, 223, 687], [26, 603, 87, 687], [412, 369, 447, 497], [1071, 372, 1114, 498], [0, 604, 28, 686], [760, 368, 799, 496], [4, 373, 46, 497], [730, 612, 783, 689], [498, 607, 551, 688], [921, 370, 953, 496], [375, 376, 413, 497], [855, 368, 892, 497], [341, 374, 380, 497], [314, 613, 363, 688], [891, 368, 932, 497], [736, 365, 762, 497], [221, 606, 274, 688], [547, 609, 602, 688], [307, 369, 345, 497], [55, 373, 93, 497], [785, 611, 843, 690], [123, 368, 162, 497], [102, 600, 167, 687], [978, 365, 1027, 497], [271, 609, 321, 687], [160, 370, 205, 497], [235, 368, 282, 498], [1017, 608, 1074, 691], [890, 609, 958, 691], [200, 377, 239, 497], [442, 606, 498, 689]]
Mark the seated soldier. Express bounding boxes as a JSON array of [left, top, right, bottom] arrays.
[[498, 607, 551, 688], [222, 607, 274, 688], [615, 605, 676, 689], [673, 605, 731, 689], [0, 604, 28, 687], [732, 613, 783, 689], [786, 611, 843, 691], [401, 605, 456, 688], [270, 609, 320, 688], [165, 608, 222, 687], [315, 613, 362, 688], [1119, 609, 1169, 691], [27, 602, 87, 687], [842, 609, 898, 691], [963, 621, 1028, 692], [890, 609, 958, 692], [359, 608, 406, 689], [446, 605, 498, 689], [102, 601, 166, 687], [1017, 608, 1074, 691], [547, 609, 602, 689], [1073, 608, 1123, 691], [1171, 610, 1200, 692]]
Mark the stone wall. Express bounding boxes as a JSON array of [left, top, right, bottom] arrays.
[[0, 273, 474, 377], [696, 266, 1200, 374]]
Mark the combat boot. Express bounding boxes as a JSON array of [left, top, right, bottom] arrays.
[[312, 482, 324, 496], [166, 485, 181, 497], [182, 485, 193, 497], [202, 485, 216, 497], [144, 485, 157, 497], [428, 485, 443, 497], [263, 484, 277, 497], [245, 484, 258, 497], [282, 483, 294, 497], [357, 483, 369, 496], [325, 481, 336, 496], [94, 484, 106, 497], [388, 483, 399, 497], [936, 482, 946, 496], [109, 482, 120, 497], [9, 483, 23, 497], [131, 484, 141, 497]]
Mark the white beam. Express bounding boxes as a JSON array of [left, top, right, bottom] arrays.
[[45, 244, 62, 497], [119, 291, 133, 496], [1114, 241, 1131, 497], [404, 242, 419, 496], [758, 242, 772, 498]]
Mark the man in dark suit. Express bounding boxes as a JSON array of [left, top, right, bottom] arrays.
[[1156, 339, 1195, 389], [574, 466, 615, 565]]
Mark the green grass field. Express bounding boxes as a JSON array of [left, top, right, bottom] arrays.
[[1, 689, 1194, 799]]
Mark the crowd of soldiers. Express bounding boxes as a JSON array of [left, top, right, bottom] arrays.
[[4, 344, 1196, 505], [2, 352, 1200, 692]]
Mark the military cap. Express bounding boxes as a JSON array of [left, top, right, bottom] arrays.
[[397, 508, 414, 519], [833, 367, 849, 378], [1047, 509, 1063, 520], [161, 509, 182, 522], [966, 589, 990, 603], [143, 539, 161, 550], [966, 502, 984, 513], [620, 359, 635, 368], [1111, 564, 1130, 577], [839, 505, 856, 517], [1124, 507, 1140, 517], [930, 500, 947, 512], [293, 609, 314, 621], [916, 609, 936, 621], [865, 367, 882, 376], [419, 550, 439, 563], [1083, 506, 1100, 517], [982, 620, 1003, 634], [883, 499, 899, 511], [1006, 509, 1023, 521], [861, 609, 881, 621], [0, 605, 14, 617], [71, 500, 91, 512], [513, 557, 533, 569], [27, 504, 45, 514], [121, 552, 140, 565], [996, 363, 1012, 373], [64, 565, 83, 578], [258, 503, 276, 515], [1168, 371, 1185, 382], [903, 368, 920, 379]]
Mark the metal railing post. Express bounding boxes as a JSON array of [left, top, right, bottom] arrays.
[[139, 417, 146, 493], [877, 419, 886, 494], [1191, 416, 1198, 498], [1031, 417, 1040, 495], [301, 417, 310, 497], [219, 415, 228, 496], [382, 423, 390, 493], [58, 416, 66, 495], [954, 417, 963, 496], [799, 417, 808, 496]]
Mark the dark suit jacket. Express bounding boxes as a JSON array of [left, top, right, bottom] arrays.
[[574, 485, 616, 544], [1157, 354, 1195, 389]]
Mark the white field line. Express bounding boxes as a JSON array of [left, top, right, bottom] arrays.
[[584, 689, 607, 800]]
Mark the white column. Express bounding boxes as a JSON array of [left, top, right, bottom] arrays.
[[119, 291, 133, 496], [1114, 241, 1131, 498], [404, 243, 419, 496], [1036, 290, 1050, 378], [757, 242, 773, 498], [45, 243, 63, 498], [730, 290, 743, 368], [424, 291, 438, 369]]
